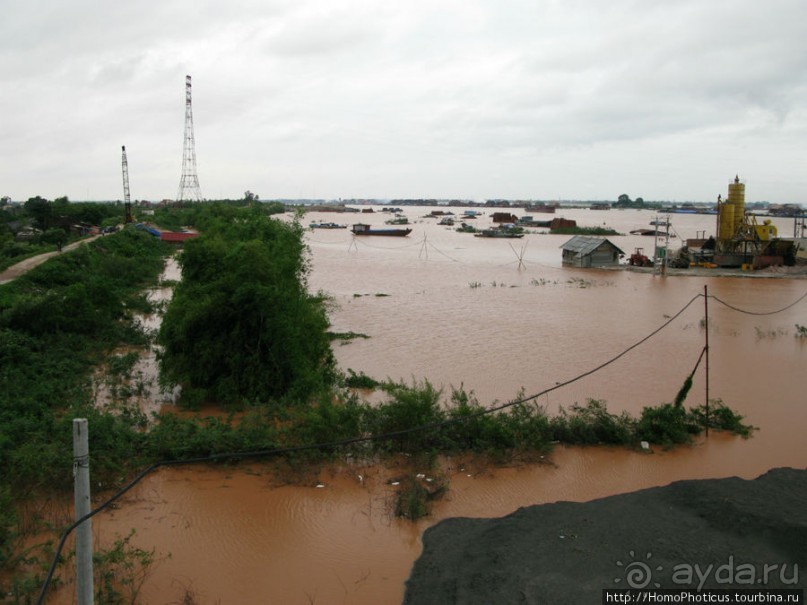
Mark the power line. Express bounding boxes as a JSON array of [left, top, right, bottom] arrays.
[[709, 290, 807, 315]]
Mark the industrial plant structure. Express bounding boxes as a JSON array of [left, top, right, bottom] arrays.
[[707, 176, 795, 268], [671, 176, 799, 269]]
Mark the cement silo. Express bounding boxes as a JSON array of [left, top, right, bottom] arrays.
[[727, 175, 745, 234]]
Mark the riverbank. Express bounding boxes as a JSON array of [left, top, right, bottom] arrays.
[[404, 467, 807, 604], [616, 261, 807, 279]]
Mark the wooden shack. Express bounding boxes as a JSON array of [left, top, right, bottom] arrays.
[[560, 235, 624, 268]]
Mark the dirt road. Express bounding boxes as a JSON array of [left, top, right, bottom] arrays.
[[0, 235, 101, 285]]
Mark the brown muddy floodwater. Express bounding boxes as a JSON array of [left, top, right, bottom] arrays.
[[53, 208, 806, 604]]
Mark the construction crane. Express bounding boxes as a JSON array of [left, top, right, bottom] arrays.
[[121, 145, 133, 224]]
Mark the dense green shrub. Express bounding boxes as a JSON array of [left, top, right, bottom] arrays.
[[343, 368, 379, 389], [158, 205, 335, 404], [368, 379, 445, 452], [551, 399, 635, 445], [690, 399, 754, 438], [0, 485, 15, 566], [635, 403, 701, 446]]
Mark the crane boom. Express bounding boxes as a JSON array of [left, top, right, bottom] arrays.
[[121, 145, 133, 223]]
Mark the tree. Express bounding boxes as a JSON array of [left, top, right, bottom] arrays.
[[158, 205, 335, 404], [244, 190, 259, 202], [41, 227, 67, 247], [24, 196, 52, 230], [617, 194, 631, 204]]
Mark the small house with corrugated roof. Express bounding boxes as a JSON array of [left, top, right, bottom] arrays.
[[560, 235, 624, 268]]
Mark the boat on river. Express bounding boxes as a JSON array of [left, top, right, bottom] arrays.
[[474, 228, 524, 239], [517, 216, 552, 228], [351, 223, 412, 236], [310, 221, 347, 229], [630, 228, 676, 237]]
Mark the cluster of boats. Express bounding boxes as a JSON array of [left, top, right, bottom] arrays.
[[309, 210, 528, 238], [308, 220, 412, 236]]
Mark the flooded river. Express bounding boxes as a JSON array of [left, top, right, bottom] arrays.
[[57, 208, 807, 604]]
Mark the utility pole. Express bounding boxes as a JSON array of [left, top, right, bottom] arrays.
[[73, 418, 94, 605], [653, 215, 670, 276], [703, 286, 710, 437]]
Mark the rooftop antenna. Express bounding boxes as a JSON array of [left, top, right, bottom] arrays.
[[176, 75, 203, 202], [121, 146, 133, 223]]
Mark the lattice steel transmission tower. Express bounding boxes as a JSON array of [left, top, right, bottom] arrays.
[[176, 75, 203, 202], [121, 145, 133, 223]]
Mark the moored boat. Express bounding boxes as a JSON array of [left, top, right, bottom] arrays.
[[351, 223, 412, 236], [310, 221, 347, 229], [474, 228, 525, 239]]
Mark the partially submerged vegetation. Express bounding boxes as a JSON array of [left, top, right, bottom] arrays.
[[0, 227, 171, 597], [0, 202, 755, 596]]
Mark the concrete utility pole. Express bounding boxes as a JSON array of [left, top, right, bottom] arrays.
[[73, 418, 94, 605], [703, 287, 710, 438]]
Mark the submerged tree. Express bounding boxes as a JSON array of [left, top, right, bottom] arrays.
[[158, 205, 335, 405]]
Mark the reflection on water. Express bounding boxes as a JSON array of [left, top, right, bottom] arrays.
[[55, 208, 805, 604]]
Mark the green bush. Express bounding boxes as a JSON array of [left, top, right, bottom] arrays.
[[158, 206, 335, 404], [0, 485, 15, 566], [343, 368, 379, 389], [690, 399, 754, 438], [550, 399, 635, 445], [394, 473, 447, 520], [368, 379, 445, 452], [635, 403, 700, 446]]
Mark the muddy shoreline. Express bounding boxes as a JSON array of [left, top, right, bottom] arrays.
[[404, 467, 807, 604], [611, 261, 807, 279]]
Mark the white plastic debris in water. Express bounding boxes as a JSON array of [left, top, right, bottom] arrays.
[[640, 441, 650, 451], [316, 483, 325, 488]]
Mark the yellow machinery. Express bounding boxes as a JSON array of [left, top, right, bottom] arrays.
[[727, 175, 745, 234], [753, 218, 777, 241], [715, 175, 778, 252], [712, 175, 793, 268]]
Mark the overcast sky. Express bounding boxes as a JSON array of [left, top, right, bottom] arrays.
[[2, 0, 806, 203]]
